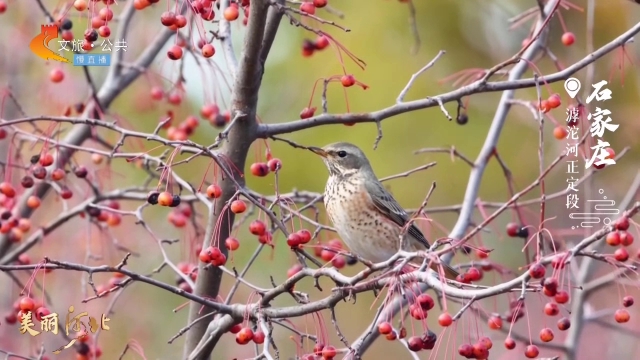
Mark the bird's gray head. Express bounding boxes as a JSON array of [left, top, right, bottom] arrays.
[[308, 142, 372, 176]]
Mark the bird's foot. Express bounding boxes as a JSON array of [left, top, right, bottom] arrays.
[[332, 281, 357, 304]]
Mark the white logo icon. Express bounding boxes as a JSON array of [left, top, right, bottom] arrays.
[[564, 78, 581, 98]]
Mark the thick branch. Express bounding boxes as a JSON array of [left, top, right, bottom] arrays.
[[258, 20, 640, 136], [183, 1, 274, 358]]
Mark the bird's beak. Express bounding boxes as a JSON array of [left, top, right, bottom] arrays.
[[308, 146, 328, 158]]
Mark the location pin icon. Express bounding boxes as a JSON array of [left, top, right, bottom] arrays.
[[564, 78, 581, 98]]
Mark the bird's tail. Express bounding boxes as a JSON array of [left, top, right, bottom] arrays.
[[429, 261, 460, 281]]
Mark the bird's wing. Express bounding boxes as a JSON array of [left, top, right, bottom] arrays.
[[363, 180, 431, 249]]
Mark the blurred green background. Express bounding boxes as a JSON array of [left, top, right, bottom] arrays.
[[1, 0, 639, 359]]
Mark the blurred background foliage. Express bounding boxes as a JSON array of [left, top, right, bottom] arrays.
[[0, 0, 639, 359]]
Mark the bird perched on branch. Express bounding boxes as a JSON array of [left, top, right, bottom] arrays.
[[309, 142, 459, 280]]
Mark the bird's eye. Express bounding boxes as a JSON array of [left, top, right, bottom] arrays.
[[337, 151, 347, 158]]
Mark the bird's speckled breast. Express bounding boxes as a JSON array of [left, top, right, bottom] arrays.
[[324, 173, 401, 262]]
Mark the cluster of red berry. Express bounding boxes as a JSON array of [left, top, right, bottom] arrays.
[[162, 0, 251, 60], [302, 34, 331, 57], [374, 294, 440, 352], [146, 190, 181, 207]]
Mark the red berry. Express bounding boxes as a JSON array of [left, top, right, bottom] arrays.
[[544, 302, 559, 316], [407, 336, 423, 352], [322, 345, 337, 358], [98, 25, 111, 38], [167, 45, 183, 60], [377, 321, 392, 335], [557, 317, 571, 331], [201, 103, 219, 118], [150, 86, 164, 100], [300, 107, 316, 119], [297, 229, 312, 244], [199, 248, 212, 263], [301, 39, 315, 57], [223, 4, 239, 21], [488, 314, 503, 330], [161, 11, 176, 26], [615, 217, 629, 231], [258, 232, 273, 245], [300, 2, 315, 14], [252, 330, 265, 344], [615, 308, 630, 322], [49, 69, 64, 83], [555, 290, 570, 304], [539, 327, 554, 342], [623, 295, 634, 307], [236, 327, 253, 344], [479, 336, 493, 350], [525, 345, 539, 358], [438, 312, 452, 327], [421, 331, 437, 350], [249, 220, 267, 236], [606, 231, 621, 246], [175, 14, 187, 28], [230, 199, 247, 214], [543, 285, 557, 297], [4, 312, 17, 324], [229, 324, 242, 334], [341, 74, 355, 87], [620, 231, 634, 246], [465, 267, 482, 282], [206, 184, 222, 199], [91, 16, 105, 29], [225, 237, 240, 251], [506, 222, 519, 237], [475, 247, 490, 259], [81, 39, 93, 51], [409, 304, 426, 320], [472, 342, 489, 359], [202, 44, 215, 58], [547, 94, 561, 109], [528, 263, 545, 279], [416, 293, 434, 310], [561, 32, 575, 46], [287, 233, 302, 248], [314, 35, 330, 49], [18, 253, 31, 265], [39, 153, 54, 166], [62, 30, 73, 41], [553, 126, 568, 140], [0, 182, 15, 197], [604, 147, 615, 159], [504, 337, 516, 350], [210, 252, 227, 267], [19, 297, 35, 311], [313, 0, 327, 8], [614, 247, 629, 262], [250, 162, 270, 177], [331, 255, 346, 268], [157, 192, 173, 206], [458, 344, 473, 357], [539, 99, 550, 113], [35, 307, 51, 321], [201, 7, 215, 21], [267, 158, 282, 172]]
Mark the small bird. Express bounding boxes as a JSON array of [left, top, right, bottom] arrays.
[[309, 142, 459, 280]]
